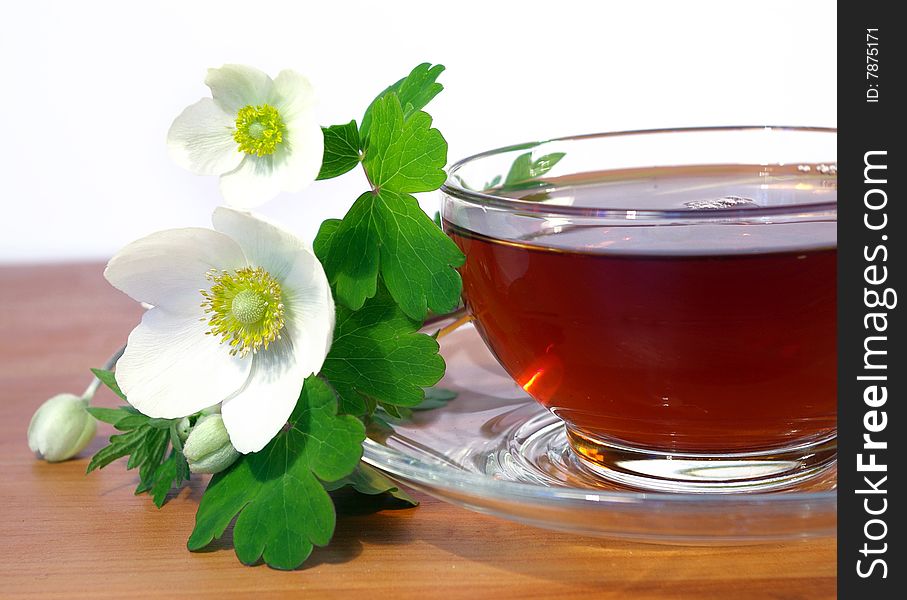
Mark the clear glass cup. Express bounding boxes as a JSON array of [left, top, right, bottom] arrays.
[[440, 127, 837, 492]]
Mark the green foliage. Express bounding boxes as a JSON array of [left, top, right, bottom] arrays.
[[148, 450, 190, 506], [362, 94, 447, 193], [90, 367, 125, 400], [313, 218, 341, 264], [318, 62, 464, 320], [491, 151, 567, 193], [359, 62, 445, 143], [320, 284, 446, 415], [321, 189, 464, 320], [375, 386, 458, 421], [187, 377, 365, 569], [86, 370, 188, 508], [413, 387, 457, 411], [323, 462, 417, 506], [317, 121, 361, 180]]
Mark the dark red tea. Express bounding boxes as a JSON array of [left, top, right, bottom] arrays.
[[445, 166, 837, 454]]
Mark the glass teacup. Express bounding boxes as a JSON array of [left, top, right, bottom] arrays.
[[440, 127, 836, 492]]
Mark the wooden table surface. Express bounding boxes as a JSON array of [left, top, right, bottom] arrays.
[[0, 263, 836, 599]]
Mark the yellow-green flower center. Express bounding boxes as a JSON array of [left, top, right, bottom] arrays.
[[200, 267, 285, 357], [233, 104, 286, 157], [231, 289, 268, 324]]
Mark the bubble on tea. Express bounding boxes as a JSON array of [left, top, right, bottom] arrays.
[[684, 196, 760, 210]]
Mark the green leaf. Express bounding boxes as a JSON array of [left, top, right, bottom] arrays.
[[320, 64, 459, 318], [375, 189, 463, 319], [169, 422, 184, 453], [375, 386, 456, 421], [360, 63, 445, 142], [324, 189, 464, 319], [313, 218, 341, 264], [86, 402, 186, 507], [483, 174, 502, 190], [413, 387, 457, 411], [113, 414, 154, 431], [362, 94, 447, 193], [125, 429, 154, 469], [321, 285, 446, 415], [86, 428, 146, 472], [86, 406, 131, 426], [150, 450, 190, 508], [378, 402, 411, 420], [290, 378, 367, 481], [364, 414, 395, 442], [321, 191, 380, 311], [137, 429, 170, 484], [188, 377, 365, 570], [90, 368, 126, 400], [317, 121, 361, 180], [501, 151, 567, 190], [322, 462, 418, 506]]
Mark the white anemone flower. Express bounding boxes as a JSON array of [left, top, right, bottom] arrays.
[[168, 64, 324, 208], [104, 207, 334, 453]]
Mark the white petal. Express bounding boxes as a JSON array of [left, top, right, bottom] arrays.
[[221, 336, 304, 453], [211, 207, 310, 280], [167, 98, 243, 176], [213, 206, 334, 398], [216, 118, 323, 208], [282, 247, 335, 377], [205, 64, 274, 114], [116, 309, 252, 419], [217, 155, 285, 209], [270, 69, 317, 121], [104, 228, 247, 314], [279, 116, 325, 192]]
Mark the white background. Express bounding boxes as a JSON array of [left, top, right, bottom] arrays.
[[0, 0, 836, 263]]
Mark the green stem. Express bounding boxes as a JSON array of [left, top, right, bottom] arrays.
[[82, 345, 126, 401]]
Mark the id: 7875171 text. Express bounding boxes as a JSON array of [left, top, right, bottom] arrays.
[[866, 29, 879, 103]]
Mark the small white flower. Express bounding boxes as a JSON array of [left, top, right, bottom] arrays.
[[168, 64, 324, 208], [104, 207, 335, 453]]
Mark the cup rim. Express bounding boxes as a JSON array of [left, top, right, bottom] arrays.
[[441, 125, 838, 220]]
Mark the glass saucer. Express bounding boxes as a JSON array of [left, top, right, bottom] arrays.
[[361, 322, 836, 544]]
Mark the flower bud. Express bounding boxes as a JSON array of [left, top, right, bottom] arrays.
[[176, 417, 192, 442], [27, 393, 97, 462], [182, 414, 239, 474]]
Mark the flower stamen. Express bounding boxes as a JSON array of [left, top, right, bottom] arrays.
[[200, 267, 285, 357], [233, 104, 286, 157]]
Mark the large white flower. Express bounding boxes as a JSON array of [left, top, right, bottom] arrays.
[[167, 64, 324, 208], [104, 207, 334, 453]]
